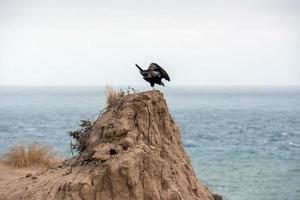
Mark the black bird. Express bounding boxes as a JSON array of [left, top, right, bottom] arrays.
[[135, 63, 170, 89]]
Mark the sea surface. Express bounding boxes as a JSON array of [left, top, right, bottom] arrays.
[[0, 86, 299, 200]]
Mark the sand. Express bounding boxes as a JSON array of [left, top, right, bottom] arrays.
[[0, 163, 45, 199]]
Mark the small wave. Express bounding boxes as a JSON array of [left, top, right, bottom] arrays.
[[24, 127, 37, 131], [289, 142, 300, 147], [183, 140, 198, 148], [281, 132, 288, 136]]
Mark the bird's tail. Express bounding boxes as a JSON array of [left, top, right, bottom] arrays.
[[135, 64, 143, 72]]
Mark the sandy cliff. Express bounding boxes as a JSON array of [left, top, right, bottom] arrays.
[[1, 90, 214, 200]]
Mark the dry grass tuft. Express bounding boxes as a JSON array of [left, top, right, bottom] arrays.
[[2, 143, 55, 168], [106, 86, 124, 107]]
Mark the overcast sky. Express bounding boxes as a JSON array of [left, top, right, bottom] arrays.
[[0, 0, 299, 86]]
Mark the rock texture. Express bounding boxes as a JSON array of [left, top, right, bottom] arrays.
[[1, 90, 214, 200]]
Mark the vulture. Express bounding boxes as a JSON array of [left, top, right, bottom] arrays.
[[135, 63, 170, 89]]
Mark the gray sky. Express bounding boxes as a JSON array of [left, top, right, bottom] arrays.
[[0, 0, 299, 86]]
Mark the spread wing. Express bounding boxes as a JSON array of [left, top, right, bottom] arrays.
[[148, 63, 170, 81]]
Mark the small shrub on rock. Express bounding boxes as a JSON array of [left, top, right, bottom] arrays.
[[69, 120, 93, 154]]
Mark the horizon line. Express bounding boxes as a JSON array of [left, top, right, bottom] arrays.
[[0, 84, 299, 88]]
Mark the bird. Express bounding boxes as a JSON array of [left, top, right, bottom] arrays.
[[135, 63, 170, 89]]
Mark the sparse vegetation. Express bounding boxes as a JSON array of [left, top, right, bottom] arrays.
[[69, 120, 93, 153], [2, 143, 54, 168], [106, 85, 136, 107], [212, 193, 223, 200], [106, 86, 124, 107], [68, 86, 137, 155]]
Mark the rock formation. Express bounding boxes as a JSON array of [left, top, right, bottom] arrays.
[[2, 90, 214, 200]]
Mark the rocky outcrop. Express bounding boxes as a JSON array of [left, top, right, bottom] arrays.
[[2, 90, 214, 200]]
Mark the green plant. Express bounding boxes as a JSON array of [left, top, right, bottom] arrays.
[[69, 120, 93, 153], [212, 193, 223, 200]]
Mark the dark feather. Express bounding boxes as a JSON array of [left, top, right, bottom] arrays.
[[135, 63, 170, 88], [135, 64, 143, 72], [148, 63, 170, 81]]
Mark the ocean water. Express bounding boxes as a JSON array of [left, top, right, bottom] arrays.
[[0, 86, 299, 200]]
